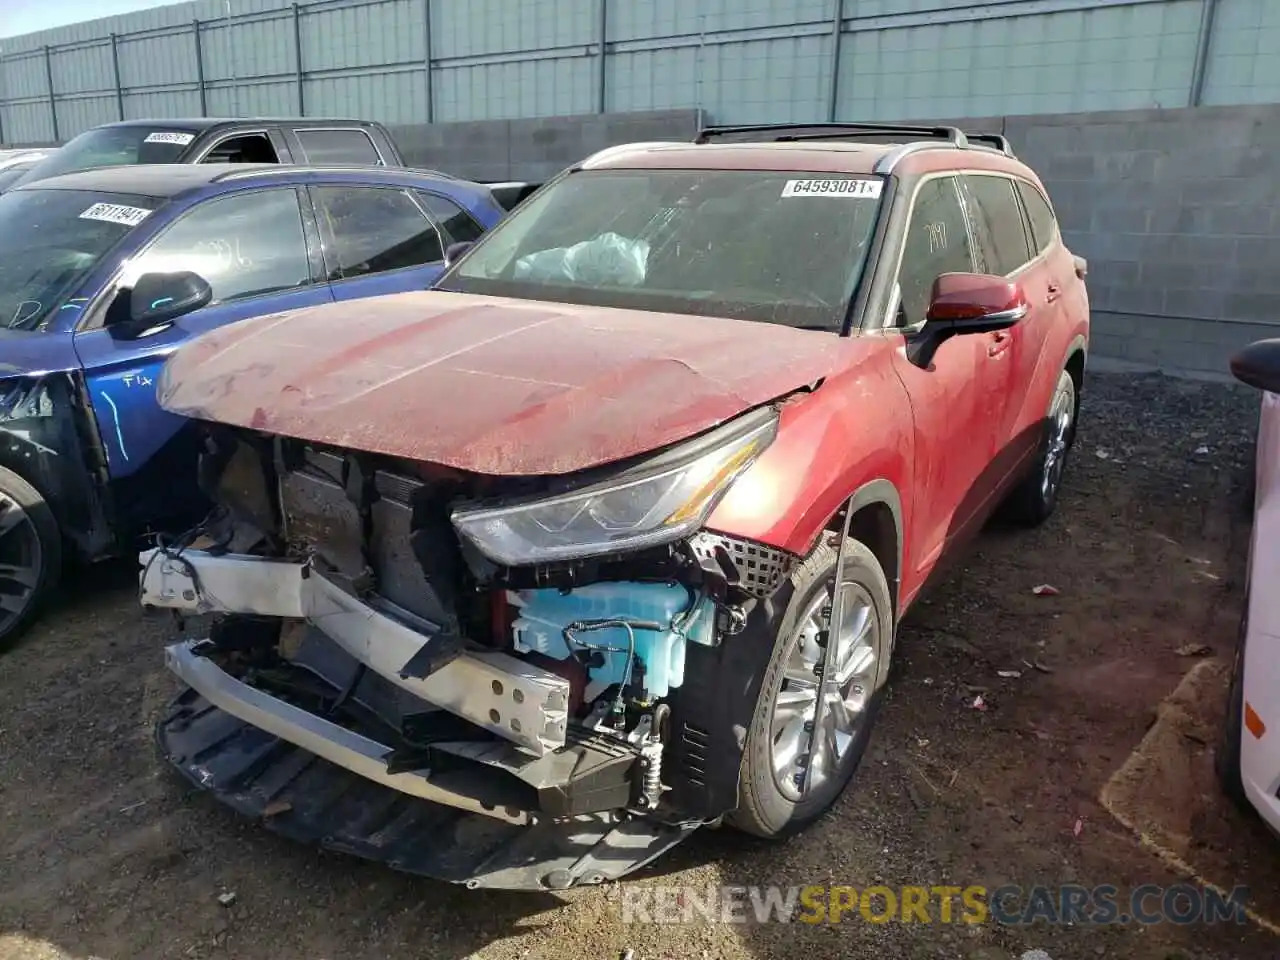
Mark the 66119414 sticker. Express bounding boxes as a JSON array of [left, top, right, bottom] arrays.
[[780, 178, 883, 199], [79, 202, 152, 227]]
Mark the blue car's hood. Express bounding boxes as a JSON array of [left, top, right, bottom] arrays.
[[0, 329, 80, 379]]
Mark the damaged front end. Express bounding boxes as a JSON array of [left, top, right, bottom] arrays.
[[0, 372, 112, 558], [142, 406, 799, 890]]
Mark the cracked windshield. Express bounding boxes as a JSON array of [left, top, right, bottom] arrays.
[[0, 188, 157, 331], [451, 169, 883, 330]]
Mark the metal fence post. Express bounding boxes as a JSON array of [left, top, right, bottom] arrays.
[[423, 0, 434, 123], [1189, 0, 1220, 107], [827, 0, 843, 122], [110, 33, 125, 120], [597, 0, 607, 114], [43, 45, 58, 142], [193, 20, 207, 116], [293, 3, 305, 115], [0, 53, 6, 145]]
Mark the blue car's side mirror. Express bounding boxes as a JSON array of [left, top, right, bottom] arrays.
[[108, 271, 213, 339]]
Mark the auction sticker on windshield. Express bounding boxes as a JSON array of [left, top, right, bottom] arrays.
[[781, 178, 882, 199], [79, 202, 152, 227], [144, 131, 195, 145]]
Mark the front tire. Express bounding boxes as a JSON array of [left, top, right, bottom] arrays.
[[0, 465, 61, 653], [731, 536, 892, 838]]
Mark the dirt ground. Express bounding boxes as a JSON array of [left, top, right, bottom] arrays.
[[2, 370, 1279, 960]]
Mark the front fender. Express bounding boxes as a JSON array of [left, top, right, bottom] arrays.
[[705, 359, 913, 561]]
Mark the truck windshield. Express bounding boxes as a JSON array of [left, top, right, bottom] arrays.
[[0, 188, 160, 331], [12, 126, 195, 188], [446, 168, 885, 330]]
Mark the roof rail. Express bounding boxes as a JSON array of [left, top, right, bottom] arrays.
[[966, 132, 1014, 156], [694, 122, 1016, 162], [695, 122, 969, 147]]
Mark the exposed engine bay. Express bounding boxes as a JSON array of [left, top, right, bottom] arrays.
[[142, 408, 800, 889]]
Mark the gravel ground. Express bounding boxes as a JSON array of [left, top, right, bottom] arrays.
[[1, 370, 1277, 960]]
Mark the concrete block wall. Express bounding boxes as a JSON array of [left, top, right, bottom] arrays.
[[388, 108, 702, 182], [1015, 104, 1280, 377]]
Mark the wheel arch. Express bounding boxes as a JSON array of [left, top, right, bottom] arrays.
[[822, 478, 903, 619], [1064, 334, 1087, 386]]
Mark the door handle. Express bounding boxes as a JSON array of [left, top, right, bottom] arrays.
[[988, 331, 1011, 357], [1045, 283, 1061, 303]]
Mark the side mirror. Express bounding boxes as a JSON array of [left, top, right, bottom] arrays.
[[107, 271, 212, 339], [1230, 338, 1280, 394], [908, 273, 1028, 368], [926, 272, 1029, 331], [444, 241, 475, 268]]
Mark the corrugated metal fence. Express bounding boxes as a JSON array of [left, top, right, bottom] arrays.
[[1, 0, 1278, 146]]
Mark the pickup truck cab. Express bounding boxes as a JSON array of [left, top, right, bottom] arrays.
[[9, 118, 403, 189], [0, 162, 505, 649]]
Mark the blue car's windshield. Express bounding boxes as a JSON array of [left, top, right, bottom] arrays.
[[0, 188, 160, 331], [12, 126, 194, 188], [446, 169, 885, 331]]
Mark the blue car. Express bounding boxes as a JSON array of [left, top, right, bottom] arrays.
[[0, 162, 507, 646]]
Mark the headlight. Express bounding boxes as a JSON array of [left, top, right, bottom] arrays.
[[451, 410, 778, 565]]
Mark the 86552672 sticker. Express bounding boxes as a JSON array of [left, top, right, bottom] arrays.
[[781, 178, 883, 199], [79, 203, 152, 227], [144, 131, 195, 146]]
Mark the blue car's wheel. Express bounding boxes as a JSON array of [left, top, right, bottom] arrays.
[[0, 465, 61, 652]]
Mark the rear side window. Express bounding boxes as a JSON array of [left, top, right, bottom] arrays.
[[417, 191, 485, 244], [294, 128, 381, 165], [1017, 181, 1058, 255], [964, 175, 1033, 276], [201, 133, 278, 164], [896, 176, 977, 327], [312, 186, 443, 279]]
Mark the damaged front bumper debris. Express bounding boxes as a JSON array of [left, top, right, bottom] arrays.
[[142, 549, 699, 890], [141, 404, 801, 890]]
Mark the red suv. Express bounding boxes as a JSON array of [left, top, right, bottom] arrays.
[[140, 123, 1089, 890]]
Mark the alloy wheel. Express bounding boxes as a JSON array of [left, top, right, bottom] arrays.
[[1041, 379, 1075, 500], [769, 580, 882, 802]]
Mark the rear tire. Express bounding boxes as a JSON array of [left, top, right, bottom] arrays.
[[731, 536, 892, 839], [0, 465, 61, 653], [1003, 368, 1077, 526]]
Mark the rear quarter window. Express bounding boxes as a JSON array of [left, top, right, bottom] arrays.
[[294, 128, 382, 165], [965, 175, 1033, 276], [1016, 180, 1058, 255], [417, 191, 486, 243]]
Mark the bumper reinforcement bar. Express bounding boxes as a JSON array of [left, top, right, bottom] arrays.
[[164, 640, 533, 824], [141, 549, 569, 755]]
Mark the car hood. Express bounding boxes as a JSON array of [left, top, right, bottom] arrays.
[[158, 291, 853, 476], [0, 329, 79, 378]]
